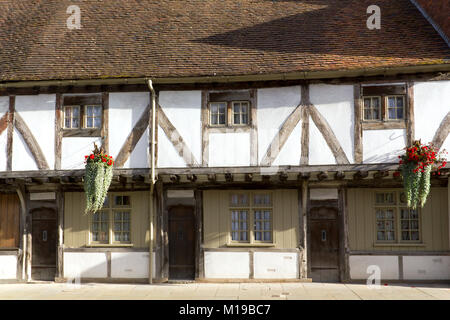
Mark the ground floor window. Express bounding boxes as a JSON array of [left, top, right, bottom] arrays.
[[230, 192, 273, 244], [90, 194, 131, 245], [375, 191, 420, 243]]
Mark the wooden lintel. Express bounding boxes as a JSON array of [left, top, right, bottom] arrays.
[[261, 175, 271, 183], [5, 178, 15, 185]]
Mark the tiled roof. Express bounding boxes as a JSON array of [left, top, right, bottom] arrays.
[[1, 0, 449, 82]]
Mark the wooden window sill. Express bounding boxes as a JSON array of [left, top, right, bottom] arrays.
[[87, 244, 134, 248], [373, 243, 425, 247], [362, 121, 406, 130], [226, 243, 275, 247], [62, 128, 102, 137]]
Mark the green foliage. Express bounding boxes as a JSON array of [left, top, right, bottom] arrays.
[[401, 162, 422, 209], [84, 162, 113, 214]]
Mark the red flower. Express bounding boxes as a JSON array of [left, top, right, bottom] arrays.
[[90, 154, 95, 160]]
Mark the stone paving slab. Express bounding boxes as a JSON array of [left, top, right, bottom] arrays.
[[0, 282, 448, 300]]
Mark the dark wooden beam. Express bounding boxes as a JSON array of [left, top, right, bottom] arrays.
[[432, 112, 450, 151], [354, 85, 363, 163], [54, 93, 63, 170], [353, 171, 369, 180], [279, 172, 288, 182], [373, 170, 389, 179], [6, 96, 14, 171], [317, 171, 328, 181], [297, 172, 310, 180]]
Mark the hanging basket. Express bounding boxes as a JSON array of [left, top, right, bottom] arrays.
[[397, 140, 446, 209], [84, 144, 114, 214]]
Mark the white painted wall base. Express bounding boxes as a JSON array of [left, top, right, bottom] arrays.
[[64, 252, 108, 278], [350, 255, 450, 280], [111, 252, 155, 279], [0, 255, 17, 279], [253, 252, 298, 279], [204, 252, 250, 279], [349, 255, 399, 280], [403, 256, 450, 280], [204, 251, 298, 279]]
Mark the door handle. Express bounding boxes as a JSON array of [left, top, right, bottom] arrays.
[[42, 230, 47, 242]]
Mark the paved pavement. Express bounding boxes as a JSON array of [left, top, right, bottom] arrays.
[[0, 282, 449, 300]]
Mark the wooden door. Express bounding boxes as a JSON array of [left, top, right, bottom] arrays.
[[0, 194, 20, 248], [31, 208, 57, 281], [310, 207, 339, 282], [169, 205, 195, 280]]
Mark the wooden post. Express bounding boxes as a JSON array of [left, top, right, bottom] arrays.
[[54, 93, 63, 170], [301, 179, 309, 278], [353, 85, 363, 163], [56, 188, 64, 280], [194, 189, 204, 279], [406, 82, 415, 147], [15, 184, 26, 281], [6, 96, 15, 171], [101, 92, 109, 153], [338, 188, 349, 282], [250, 89, 258, 166]]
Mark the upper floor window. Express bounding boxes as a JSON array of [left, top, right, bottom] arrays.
[[361, 85, 406, 124], [207, 91, 252, 127], [62, 94, 103, 136], [374, 191, 421, 243]]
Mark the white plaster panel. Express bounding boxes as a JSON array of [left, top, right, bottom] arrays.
[[349, 255, 399, 280], [257, 86, 301, 165], [157, 126, 186, 167], [310, 84, 354, 163], [310, 188, 338, 200], [253, 252, 298, 279], [209, 132, 250, 167], [403, 256, 450, 280], [0, 96, 8, 115], [14, 94, 55, 170], [272, 121, 302, 166], [159, 91, 202, 165], [63, 252, 107, 278], [309, 118, 336, 165], [0, 131, 7, 172], [111, 252, 155, 278], [363, 129, 406, 163], [204, 252, 250, 278], [61, 137, 101, 169], [12, 129, 38, 171], [0, 255, 17, 279], [414, 81, 450, 152], [109, 92, 149, 168]]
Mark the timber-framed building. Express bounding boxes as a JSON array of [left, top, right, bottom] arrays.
[[0, 0, 449, 283]]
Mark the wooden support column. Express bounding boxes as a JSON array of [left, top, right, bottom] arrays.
[[353, 85, 363, 163], [338, 188, 349, 282], [56, 188, 64, 280], [250, 89, 258, 166], [15, 184, 26, 281], [6, 96, 15, 171], [194, 189, 204, 279], [201, 91, 209, 166], [54, 94, 63, 169], [406, 82, 415, 146], [300, 179, 309, 278], [101, 92, 109, 153], [162, 188, 169, 280]]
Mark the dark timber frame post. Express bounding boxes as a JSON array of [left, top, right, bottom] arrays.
[[7, 96, 14, 171], [15, 184, 26, 281], [353, 84, 363, 163], [300, 179, 309, 278], [194, 189, 204, 279], [56, 187, 64, 281], [406, 82, 415, 147], [54, 93, 63, 170], [338, 188, 349, 282]]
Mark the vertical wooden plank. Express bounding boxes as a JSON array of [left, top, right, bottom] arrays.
[[353, 85, 363, 163], [201, 91, 209, 166], [56, 188, 64, 279], [300, 106, 309, 165], [250, 89, 258, 166], [54, 93, 63, 170], [194, 189, 203, 279], [6, 96, 15, 171], [406, 82, 415, 147], [101, 92, 109, 153], [301, 180, 309, 278]]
